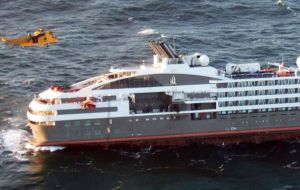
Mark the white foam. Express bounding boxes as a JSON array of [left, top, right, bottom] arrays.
[[0, 129, 31, 161], [0, 128, 65, 161], [22, 78, 36, 86], [137, 28, 157, 35], [24, 138, 65, 152]]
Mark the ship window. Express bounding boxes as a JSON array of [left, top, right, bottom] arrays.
[[102, 96, 116, 102], [113, 128, 121, 134], [219, 102, 225, 107], [269, 99, 275, 104], [278, 89, 285, 94], [217, 83, 227, 88], [94, 120, 101, 126], [74, 121, 80, 127], [258, 99, 265, 105], [257, 81, 264, 86], [288, 79, 294, 84], [248, 91, 255, 96], [227, 83, 234, 88], [227, 92, 235, 97], [248, 100, 256, 105], [95, 130, 102, 136], [84, 131, 91, 137], [237, 91, 245, 96], [238, 101, 244, 106], [289, 98, 295, 103], [218, 92, 226, 97], [271, 80, 275, 85], [97, 75, 164, 89], [288, 88, 295, 93], [64, 121, 71, 128], [85, 120, 91, 127]]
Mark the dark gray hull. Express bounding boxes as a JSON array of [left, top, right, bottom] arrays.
[[29, 110, 300, 147]]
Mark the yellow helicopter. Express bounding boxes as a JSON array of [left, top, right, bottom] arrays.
[[1, 28, 58, 47]]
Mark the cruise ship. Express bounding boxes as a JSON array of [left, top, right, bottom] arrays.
[[27, 41, 300, 147]]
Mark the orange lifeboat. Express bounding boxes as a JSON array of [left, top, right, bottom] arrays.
[[277, 71, 292, 77], [81, 99, 96, 110], [259, 68, 277, 73]]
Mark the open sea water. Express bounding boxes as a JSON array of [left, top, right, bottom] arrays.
[[1, 0, 300, 189]]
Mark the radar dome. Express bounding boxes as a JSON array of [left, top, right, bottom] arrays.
[[199, 55, 210, 66], [297, 56, 300, 69]]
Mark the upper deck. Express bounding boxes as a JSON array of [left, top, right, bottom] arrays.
[[37, 41, 300, 101]]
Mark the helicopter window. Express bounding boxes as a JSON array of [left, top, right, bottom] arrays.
[[32, 36, 38, 43]]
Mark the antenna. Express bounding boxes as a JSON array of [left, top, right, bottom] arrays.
[[172, 35, 176, 52]]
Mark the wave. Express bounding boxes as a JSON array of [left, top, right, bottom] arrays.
[[137, 28, 157, 36], [26, 143, 65, 152], [0, 128, 65, 161], [0, 129, 31, 161]]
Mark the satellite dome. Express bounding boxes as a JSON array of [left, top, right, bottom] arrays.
[[297, 56, 300, 69], [199, 55, 210, 66]]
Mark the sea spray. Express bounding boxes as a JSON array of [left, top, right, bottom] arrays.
[[0, 129, 31, 161], [0, 128, 65, 161]]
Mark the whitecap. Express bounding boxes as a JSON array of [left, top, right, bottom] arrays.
[[0, 128, 65, 161], [137, 28, 157, 36], [22, 78, 36, 86], [0, 129, 31, 161], [36, 146, 65, 152]]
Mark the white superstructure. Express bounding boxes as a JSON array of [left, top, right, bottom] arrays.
[[26, 41, 300, 146]]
